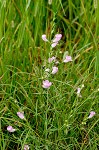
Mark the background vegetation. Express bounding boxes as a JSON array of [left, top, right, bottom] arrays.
[[0, 0, 99, 149]]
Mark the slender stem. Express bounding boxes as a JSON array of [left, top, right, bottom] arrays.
[[45, 89, 49, 140]]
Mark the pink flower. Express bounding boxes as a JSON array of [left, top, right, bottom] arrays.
[[42, 80, 52, 88], [7, 126, 16, 132], [51, 34, 62, 48], [24, 145, 29, 150], [52, 66, 58, 74], [42, 34, 48, 42], [17, 112, 25, 119], [52, 34, 62, 43], [42, 33, 62, 48], [88, 111, 96, 119], [51, 42, 58, 48], [63, 55, 72, 63], [48, 56, 56, 63]]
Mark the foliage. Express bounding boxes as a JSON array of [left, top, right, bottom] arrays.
[[0, 0, 99, 149]]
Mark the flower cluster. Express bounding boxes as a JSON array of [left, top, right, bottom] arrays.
[[42, 33, 73, 89], [42, 34, 62, 48]]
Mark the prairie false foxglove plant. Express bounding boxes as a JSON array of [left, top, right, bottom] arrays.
[[41, 33, 61, 89]]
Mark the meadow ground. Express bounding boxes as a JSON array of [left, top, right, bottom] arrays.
[[0, 0, 99, 150]]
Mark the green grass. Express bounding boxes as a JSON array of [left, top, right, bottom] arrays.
[[0, 0, 99, 149]]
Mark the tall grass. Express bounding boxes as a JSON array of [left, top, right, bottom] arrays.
[[0, 0, 99, 149]]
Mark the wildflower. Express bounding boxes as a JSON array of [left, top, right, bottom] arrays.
[[88, 111, 96, 119], [77, 88, 82, 97], [51, 42, 58, 48], [24, 144, 29, 150], [52, 34, 62, 43], [17, 112, 25, 119], [51, 34, 62, 48], [42, 33, 62, 48], [48, 56, 56, 63], [63, 55, 72, 63], [42, 34, 48, 42], [7, 126, 16, 132], [52, 66, 58, 74], [42, 80, 52, 88]]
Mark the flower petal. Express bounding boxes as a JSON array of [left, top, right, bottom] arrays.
[[48, 56, 56, 63], [52, 66, 58, 74], [7, 126, 16, 132], [51, 42, 58, 48], [42, 80, 52, 88], [17, 112, 25, 119], [63, 55, 72, 63], [52, 34, 62, 42], [42, 34, 48, 42], [88, 111, 96, 119]]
